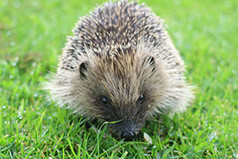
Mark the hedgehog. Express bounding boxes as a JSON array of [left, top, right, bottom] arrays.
[[45, 0, 194, 140]]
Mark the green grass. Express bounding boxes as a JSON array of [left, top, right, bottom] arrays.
[[0, 0, 237, 158]]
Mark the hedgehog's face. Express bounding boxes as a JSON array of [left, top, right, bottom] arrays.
[[78, 53, 165, 140]]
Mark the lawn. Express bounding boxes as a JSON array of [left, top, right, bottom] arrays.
[[0, 0, 237, 158]]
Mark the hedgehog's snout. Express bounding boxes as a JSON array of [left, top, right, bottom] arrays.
[[120, 129, 138, 141], [111, 120, 143, 141]]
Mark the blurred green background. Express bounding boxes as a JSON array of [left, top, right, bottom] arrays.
[[0, 0, 237, 158]]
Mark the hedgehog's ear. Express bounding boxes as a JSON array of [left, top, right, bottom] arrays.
[[144, 56, 155, 73], [79, 62, 89, 79]]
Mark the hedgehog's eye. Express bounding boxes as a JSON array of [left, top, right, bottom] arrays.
[[138, 94, 144, 104], [102, 97, 110, 107]]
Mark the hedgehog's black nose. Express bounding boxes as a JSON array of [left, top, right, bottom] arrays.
[[121, 131, 137, 141]]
